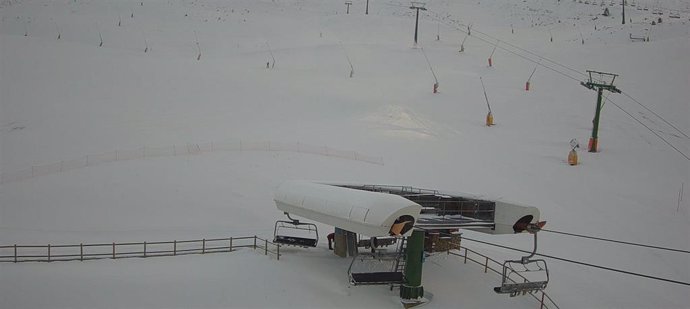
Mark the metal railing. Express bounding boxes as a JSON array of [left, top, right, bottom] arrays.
[[446, 237, 560, 309], [0, 236, 280, 263], [338, 184, 440, 196]]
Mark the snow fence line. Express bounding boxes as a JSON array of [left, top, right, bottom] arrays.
[[0, 141, 385, 185], [0, 236, 281, 263]]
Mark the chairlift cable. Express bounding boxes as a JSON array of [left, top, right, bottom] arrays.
[[424, 9, 588, 79], [478, 31, 587, 79], [421, 11, 688, 159], [387, 6, 687, 160], [604, 96, 690, 160], [455, 234, 690, 287], [620, 91, 690, 139], [443, 21, 584, 82], [541, 229, 690, 254], [414, 227, 690, 287], [385, 5, 585, 82]]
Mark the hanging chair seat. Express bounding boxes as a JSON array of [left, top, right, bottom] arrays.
[[273, 218, 319, 248], [494, 280, 548, 296], [274, 235, 318, 247], [350, 271, 405, 286]]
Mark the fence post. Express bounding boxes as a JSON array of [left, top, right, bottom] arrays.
[[144, 242, 147, 258], [229, 237, 233, 252], [253, 236, 257, 250], [173, 240, 177, 256], [484, 256, 489, 273], [80, 243, 83, 261], [202, 239, 206, 254], [277, 244, 280, 260], [464, 248, 468, 264], [14, 244, 17, 263], [48, 244, 51, 262], [264, 239, 268, 255], [112, 242, 116, 259]]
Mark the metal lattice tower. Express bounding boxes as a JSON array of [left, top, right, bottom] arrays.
[[580, 70, 622, 152]]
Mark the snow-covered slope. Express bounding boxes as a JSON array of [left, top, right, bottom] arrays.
[[1, 0, 688, 308]]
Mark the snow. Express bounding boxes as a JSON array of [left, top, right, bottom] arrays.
[[1, 0, 689, 308], [274, 180, 421, 237]]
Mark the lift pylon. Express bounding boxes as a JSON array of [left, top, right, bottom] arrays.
[[580, 70, 621, 152]]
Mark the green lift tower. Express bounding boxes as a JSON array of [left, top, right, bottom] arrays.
[[581, 70, 621, 153], [401, 229, 426, 307]]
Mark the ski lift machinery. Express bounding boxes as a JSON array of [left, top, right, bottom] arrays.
[[494, 218, 549, 297], [273, 212, 319, 247]]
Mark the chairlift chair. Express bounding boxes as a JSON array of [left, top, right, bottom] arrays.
[[348, 239, 406, 286], [494, 222, 550, 297], [273, 213, 319, 248]]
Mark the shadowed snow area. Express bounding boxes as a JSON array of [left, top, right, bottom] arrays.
[[1, 0, 689, 308]]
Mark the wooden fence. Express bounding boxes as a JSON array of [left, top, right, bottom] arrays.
[[0, 236, 280, 262]]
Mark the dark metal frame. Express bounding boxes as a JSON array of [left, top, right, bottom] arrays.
[[494, 227, 550, 297], [348, 239, 406, 286], [273, 213, 319, 248]]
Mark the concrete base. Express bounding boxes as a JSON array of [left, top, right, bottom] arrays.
[[400, 290, 432, 308], [400, 285, 424, 300]]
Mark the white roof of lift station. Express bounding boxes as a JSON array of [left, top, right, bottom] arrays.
[[274, 181, 422, 237]]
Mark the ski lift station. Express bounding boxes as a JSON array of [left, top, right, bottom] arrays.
[[272, 180, 549, 306]]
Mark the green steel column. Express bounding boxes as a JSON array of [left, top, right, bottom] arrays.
[[590, 87, 604, 152], [401, 230, 425, 299]]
